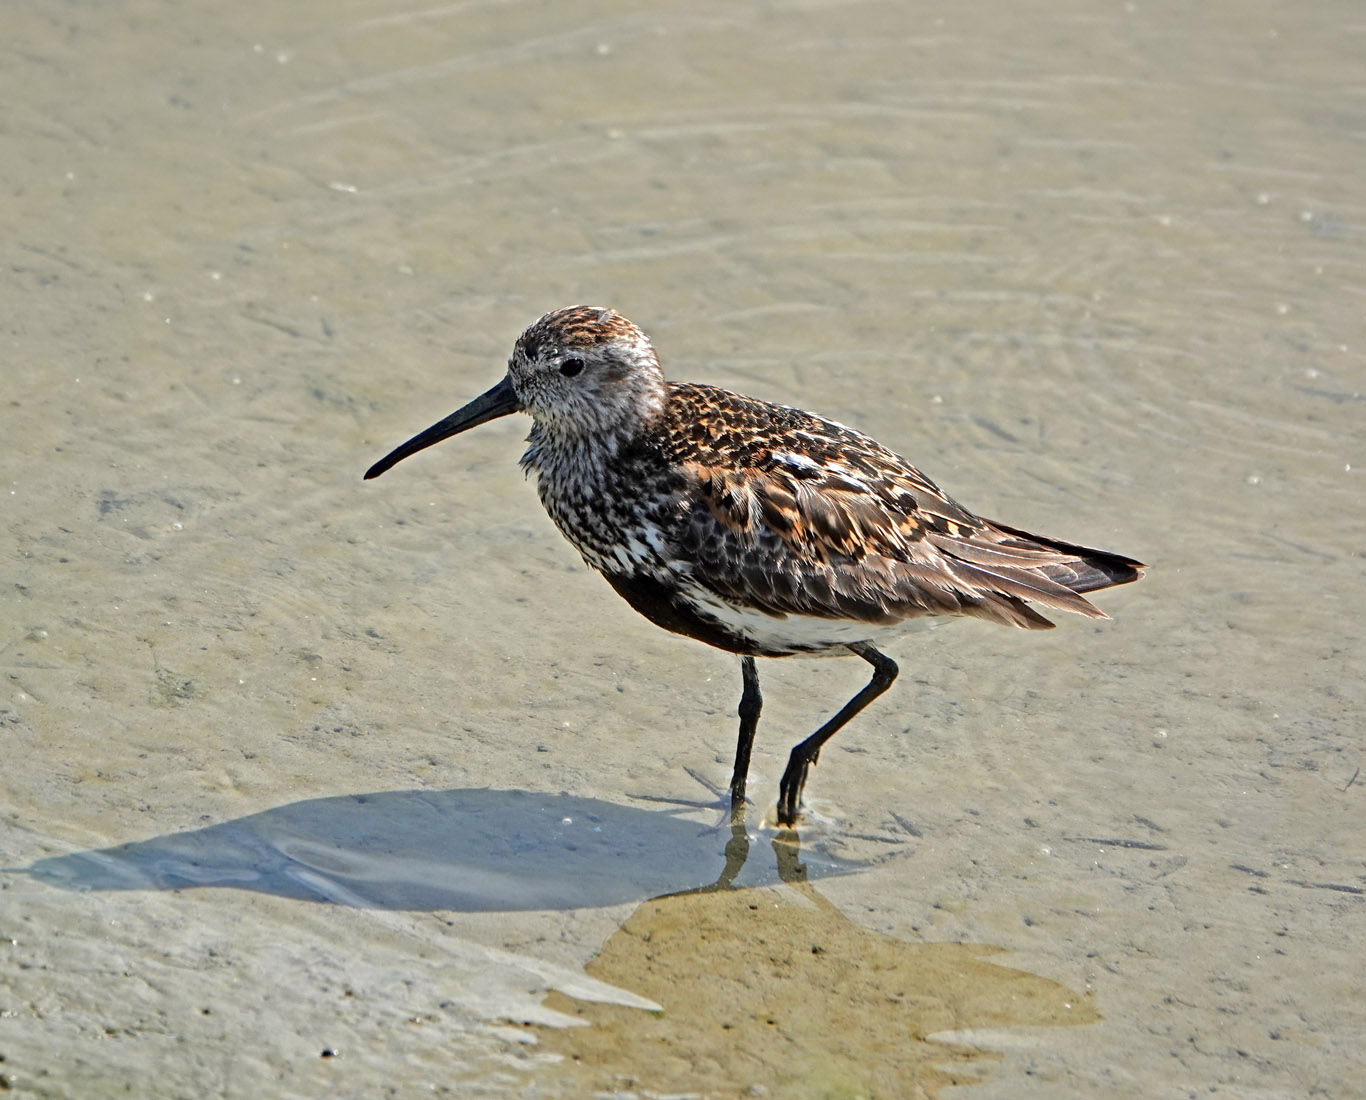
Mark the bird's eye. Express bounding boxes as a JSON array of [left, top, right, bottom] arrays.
[[559, 357, 585, 377]]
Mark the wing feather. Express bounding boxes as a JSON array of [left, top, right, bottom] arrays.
[[664, 389, 1141, 631]]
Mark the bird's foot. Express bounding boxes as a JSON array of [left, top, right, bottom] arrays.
[[682, 765, 728, 801], [776, 753, 814, 827], [728, 779, 749, 827]]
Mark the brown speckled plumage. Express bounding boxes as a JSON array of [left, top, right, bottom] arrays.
[[367, 306, 1145, 825]]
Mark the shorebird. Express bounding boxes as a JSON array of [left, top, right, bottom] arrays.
[[366, 306, 1144, 826]]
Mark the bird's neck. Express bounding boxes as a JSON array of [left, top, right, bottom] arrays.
[[519, 419, 634, 490]]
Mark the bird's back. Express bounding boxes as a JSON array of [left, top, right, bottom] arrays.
[[637, 382, 1143, 643]]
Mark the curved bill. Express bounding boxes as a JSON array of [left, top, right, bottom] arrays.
[[364, 374, 520, 480]]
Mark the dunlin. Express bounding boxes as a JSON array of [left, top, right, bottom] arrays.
[[366, 306, 1144, 826]]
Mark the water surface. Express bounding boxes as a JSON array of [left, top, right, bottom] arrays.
[[2, 1, 1362, 1096]]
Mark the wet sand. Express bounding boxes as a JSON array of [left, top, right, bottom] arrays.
[[2, 1, 1362, 1097]]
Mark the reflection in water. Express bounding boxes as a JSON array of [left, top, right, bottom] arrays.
[[21, 788, 874, 911], [536, 819, 1098, 1100], [23, 792, 1093, 1096]]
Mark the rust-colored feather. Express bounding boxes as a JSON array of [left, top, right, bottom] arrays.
[[661, 383, 1142, 633]]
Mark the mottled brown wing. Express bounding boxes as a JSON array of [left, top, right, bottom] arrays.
[[687, 464, 1149, 638], [661, 382, 1141, 630]]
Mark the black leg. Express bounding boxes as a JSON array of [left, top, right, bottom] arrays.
[[729, 655, 762, 817], [776, 642, 898, 826]]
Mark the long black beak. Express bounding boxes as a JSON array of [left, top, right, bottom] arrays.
[[364, 374, 521, 480]]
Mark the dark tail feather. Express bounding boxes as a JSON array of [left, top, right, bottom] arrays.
[[992, 522, 1146, 596]]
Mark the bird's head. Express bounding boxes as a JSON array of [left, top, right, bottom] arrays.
[[364, 306, 665, 480]]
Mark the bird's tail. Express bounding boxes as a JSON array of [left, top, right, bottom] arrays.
[[990, 522, 1146, 596]]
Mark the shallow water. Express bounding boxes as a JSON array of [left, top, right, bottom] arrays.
[[2, 0, 1362, 1096]]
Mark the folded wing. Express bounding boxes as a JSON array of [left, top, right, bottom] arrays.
[[681, 448, 1143, 631]]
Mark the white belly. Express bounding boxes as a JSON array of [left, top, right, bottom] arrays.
[[678, 582, 945, 657]]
